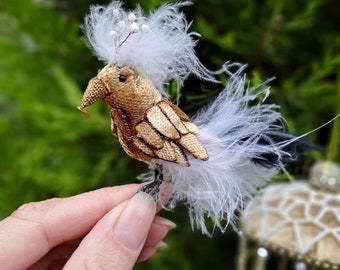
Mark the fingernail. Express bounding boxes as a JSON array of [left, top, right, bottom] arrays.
[[156, 241, 168, 251], [113, 192, 156, 251], [156, 218, 177, 230]]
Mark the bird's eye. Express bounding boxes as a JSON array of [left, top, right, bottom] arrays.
[[119, 75, 127, 83]]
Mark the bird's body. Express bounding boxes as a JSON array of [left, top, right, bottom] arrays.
[[78, 63, 208, 167]]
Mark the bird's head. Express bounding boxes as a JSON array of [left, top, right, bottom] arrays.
[[78, 63, 161, 117]]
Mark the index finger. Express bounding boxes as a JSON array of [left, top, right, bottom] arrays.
[[0, 183, 142, 270]]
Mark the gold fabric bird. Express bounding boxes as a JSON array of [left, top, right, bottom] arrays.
[[78, 63, 208, 167], [78, 1, 307, 234]]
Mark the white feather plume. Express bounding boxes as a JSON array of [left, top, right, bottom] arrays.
[[161, 64, 296, 235], [83, 1, 216, 92]]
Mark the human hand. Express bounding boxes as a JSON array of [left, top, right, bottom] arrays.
[[0, 183, 175, 270]]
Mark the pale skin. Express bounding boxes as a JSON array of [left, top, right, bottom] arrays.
[[0, 183, 175, 270]]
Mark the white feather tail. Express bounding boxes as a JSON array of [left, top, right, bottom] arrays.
[[162, 63, 300, 235]]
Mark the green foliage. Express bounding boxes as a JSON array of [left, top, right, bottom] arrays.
[[189, 0, 340, 140], [0, 0, 143, 215], [0, 0, 339, 269]]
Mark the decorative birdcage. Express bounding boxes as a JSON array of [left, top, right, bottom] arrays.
[[239, 161, 340, 270]]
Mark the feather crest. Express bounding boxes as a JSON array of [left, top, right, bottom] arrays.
[[161, 63, 299, 234], [83, 1, 216, 92]]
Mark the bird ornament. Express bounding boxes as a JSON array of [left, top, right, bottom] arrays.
[[78, 1, 307, 234]]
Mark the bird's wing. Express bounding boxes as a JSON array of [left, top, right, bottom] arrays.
[[134, 98, 208, 165], [110, 108, 118, 138]]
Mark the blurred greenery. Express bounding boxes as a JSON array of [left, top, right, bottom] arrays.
[[0, 0, 339, 269]]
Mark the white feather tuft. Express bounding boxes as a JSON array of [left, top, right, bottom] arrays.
[[83, 1, 216, 92], [161, 63, 296, 235]]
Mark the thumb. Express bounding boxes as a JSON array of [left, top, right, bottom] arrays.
[[64, 192, 156, 270]]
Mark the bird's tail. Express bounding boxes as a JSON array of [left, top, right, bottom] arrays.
[[161, 63, 306, 235]]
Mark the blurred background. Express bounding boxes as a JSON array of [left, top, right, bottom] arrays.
[[0, 0, 339, 269]]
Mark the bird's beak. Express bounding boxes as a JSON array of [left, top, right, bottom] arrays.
[[77, 77, 110, 117]]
